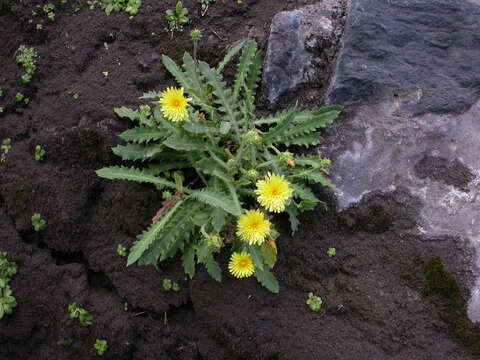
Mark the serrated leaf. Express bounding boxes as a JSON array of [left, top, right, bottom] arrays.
[[127, 200, 185, 265], [264, 109, 298, 143], [96, 166, 176, 189], [203, 253, 221, 282], [211, 207, 226, 232], [191, 189, 241, 216], [233, 40, 257, 100], [286, 203, 300, 234], [163, 134, 204, 151], [114, 107, 140, 121], [219, 122, 231, 134], [217, 41, 245, 73], [246, 245, 264, 271], [245, 50, 263, 102], [182, 245, 196, 278], [261, 242, 277, 269], [183, 121, 220, 134], [281, 108, 341, 141], [291, 183, 319, 203], [255, 267, 279, 293], [112, 144, 163, 161], [162, 54, 192, 90], [146, 161, 190, 175], [140, 91, 161, 99], [282, 133, 321, 147], [119, 127, 166, 143]]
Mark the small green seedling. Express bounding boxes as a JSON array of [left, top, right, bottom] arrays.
[[0, 252, 18, 319], [117, 244, 127, 257], [0, 107, 3, 114], [57, 338, 73, 347], [100, 0, 142, 16], [102, 71, 109, 79], [198, 0, 215, 16], [16, 45, 38, 84], [0, 87, 4, 98], [124, 302, 128, 311], [15, 93, 24, 103], [73, 93, 80, 100], [87, 0, 98, 9], [93, 339, 108, 356], [306, 292, 322, 312], [34, 145, 46, 161], [165, 1, 189, 35], [36, 24, 43, 30], [1, 138, 12, 163], [162, 278, 181, 292], [31, 213, 46, 232], [68, 303, 93, 326], [327, 247, 336, 257]]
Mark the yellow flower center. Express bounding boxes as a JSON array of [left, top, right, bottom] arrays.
[[269, 187, 280, 197], [171, 99, 180, 107], [239, 260, 248, 268]]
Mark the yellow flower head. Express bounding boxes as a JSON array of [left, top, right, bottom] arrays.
[[228, 252, 255, 278], [236, 210, 271, 245], [159, 87, 191, 122], [255, 173, 293, 213]]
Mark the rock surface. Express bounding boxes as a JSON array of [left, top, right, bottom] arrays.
[[322, 0, 480, 320], [263, 1, 344, 103]]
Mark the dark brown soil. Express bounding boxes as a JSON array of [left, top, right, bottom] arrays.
[[0, 0, 478, 359]]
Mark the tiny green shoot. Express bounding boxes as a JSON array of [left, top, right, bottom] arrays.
[[68, 303, 93, 326], [31, 213, 47, 232], [327, 247, 336, 257], [57, 338, 73, 347], [306, 292, 322, 312], [93, 339, 108, 356], [0, 138, 12, 164], [16, 45, 38, 83], [34, 145, 46, 162], [117, 244, 127, 257], [165, 1, 189, 36], [0, 252, 18, 319]]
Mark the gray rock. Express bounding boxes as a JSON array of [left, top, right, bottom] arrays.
[[263, 2, 342, 103], [321, 0, 480, 320]]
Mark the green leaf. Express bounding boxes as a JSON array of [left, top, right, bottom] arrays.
[[203, 253, 221, 282], [183, 121, 221, 135], [286, 203, 300, 234], [140, 91, 161, 99], [233, 40, 257, 100], [245, 50, 263, 102], [127, 200, 185, 265], [282, 133, 321, 147], [246, 245, 264, 271], [146, 161, 189, 175], [191, 189, 241, 216], [211, 207, 226, 232], [162, 55, 192, 91], [182, 245, 196, 278], [291, 183, 319, 203], [255, 267, 279, 293], [216, 41, 245, 73], [261, 243, 277, 269], [112, 143, 163, 161], [119, 127, 166, 143], [264, 108, 298, 143], [114, 107, 139, 121], [96, 166, 176, 189], [281, 108, 341, 141], [163, 134, 204, 151]]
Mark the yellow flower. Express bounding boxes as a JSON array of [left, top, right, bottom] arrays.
[[159, 87, 191, 122], [255, 173, 293, 213], [236, 210, 271, 245], [228, 252, 255, 278]]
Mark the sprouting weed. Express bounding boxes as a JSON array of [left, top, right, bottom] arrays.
[[68, 303, 93, 326], [117, 244, 127, 257], [327, 247, 336, 257], [306, 292, 323, 312], [0, 138, 12, 164], [34, 145, 46, 162], [31, 213, 47, 232], [165, 1, 189, 36], [93, 339, 108, 355]]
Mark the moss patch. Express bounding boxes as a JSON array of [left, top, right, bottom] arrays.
[[408, 257, 480, 357]]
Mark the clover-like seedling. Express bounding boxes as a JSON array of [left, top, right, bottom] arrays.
[[1, 138, 12, 163], [162, 278, 172, 291], [306, 292, 322, 312], [15, 93, 24, 103], [165, 1, 189, 35], [0, 284, 17, 319], [16, 45, 38, 84], [101, 0, 142, 16], [34, 145, 46, 161], [172, 282, 181, 292], [198, 0, 215, 16], [327, 247, 336, 257], [57, 338, 73, 347], [0, 252, 18, 319], [31, 213, 46, 232], [117, 244, 127, 257], [68, 303, 93, 326], [93, 339, 108, 356], [102, 71, 109, 79]]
